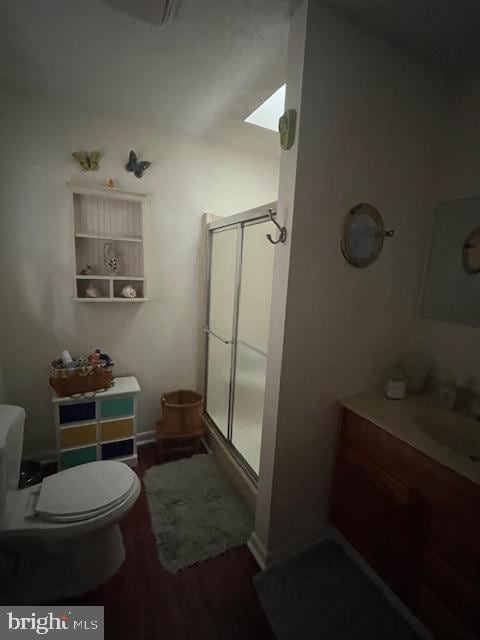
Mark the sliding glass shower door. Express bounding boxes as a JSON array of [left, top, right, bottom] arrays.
[[205, 226, 238, 438], [205, 214, 275, 477]]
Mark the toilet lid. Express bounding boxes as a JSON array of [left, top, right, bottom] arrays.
[[36, 460, 136, 522]]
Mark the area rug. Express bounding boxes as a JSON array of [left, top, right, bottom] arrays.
[[254, 540, 423, 640], [144, 454, 253, 573]]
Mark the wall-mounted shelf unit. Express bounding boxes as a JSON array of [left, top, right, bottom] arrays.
[[71, 184, 148, 302]]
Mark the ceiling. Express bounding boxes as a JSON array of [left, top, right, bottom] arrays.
[[0, 0, 290, 151], [1, 0, 479, 151], [327, 0, 480, 76]]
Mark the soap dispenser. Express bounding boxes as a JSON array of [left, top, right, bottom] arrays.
[[436, 369, 457, 410], [385, 366, 406, 400]]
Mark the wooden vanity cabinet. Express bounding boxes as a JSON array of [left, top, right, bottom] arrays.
[[330, 409, 480, 640], [331, 443, 421, 597]]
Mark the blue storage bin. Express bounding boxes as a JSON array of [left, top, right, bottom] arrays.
[[101, 438, 134, 460], [59, 402, 96, 424]]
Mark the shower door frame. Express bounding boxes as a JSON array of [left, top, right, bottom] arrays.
[[204, 202, 276, 483]]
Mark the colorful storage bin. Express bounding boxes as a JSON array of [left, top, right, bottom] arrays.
[[100, 418, 134, 441], [59, 402, 96, 424], [59, 423, 97, 448], [60, 446, 97, 469], [101, 397, 134, 419], [101, 439, 134, 460]]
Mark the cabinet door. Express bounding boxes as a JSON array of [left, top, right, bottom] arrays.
[[411, 582, 477, 640], [412, 549, 480, 638], [330, 445, 421, 596]]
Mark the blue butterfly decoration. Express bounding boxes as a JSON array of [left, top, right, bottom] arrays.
[[125, 150, 151, 178]]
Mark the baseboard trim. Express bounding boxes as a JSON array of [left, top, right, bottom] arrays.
[[136, 430, 156, 446], [250, 525, 331, 570], [26, 449, 57, 464], [247, 532, 267, 570], [267, 525, 331, 568], [201, 436, 212, 454], [26, 430, 157, 465]]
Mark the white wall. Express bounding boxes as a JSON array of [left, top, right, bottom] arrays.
[[255, 1, 446, 563], [412, 71, 480, 392], [0, 355, 6, 404], [252, 0, 306, 564], [0, 87, 279, 456]]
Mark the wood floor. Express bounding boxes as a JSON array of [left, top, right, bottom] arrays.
[[61, 444, 275, 640]]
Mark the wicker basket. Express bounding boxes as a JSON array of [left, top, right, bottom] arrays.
[[50, 360, 113, 397], [159, 390, 203, 436]]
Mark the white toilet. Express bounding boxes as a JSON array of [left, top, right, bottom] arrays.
[[0, 404, 141, 603]]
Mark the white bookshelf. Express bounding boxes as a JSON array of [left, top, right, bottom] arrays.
[[71, 185, 148, 302]]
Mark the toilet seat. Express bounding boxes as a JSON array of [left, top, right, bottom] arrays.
[[35, 460, 137, 523]]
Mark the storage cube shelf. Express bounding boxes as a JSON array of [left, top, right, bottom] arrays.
[[53, 376, 140, 469], [71, 186, 148, 302]]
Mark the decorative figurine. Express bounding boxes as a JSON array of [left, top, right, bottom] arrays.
[[121, 285, 137, 298], [107, 179, 115, 188], [80, 264, 94, 275], [88, 349, 101, 364], [278, 109, 296, 150], [72, 151, 102, 171], [125, 150, 150, 178], [99, 352, 113, 367], [104, 243, 119, 273]]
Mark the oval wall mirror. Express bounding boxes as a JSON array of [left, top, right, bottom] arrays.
[[462, 227, 480, 275], [341, 203, 386, 268]]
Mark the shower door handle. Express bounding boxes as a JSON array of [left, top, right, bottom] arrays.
[[204, 328, 233, 345]]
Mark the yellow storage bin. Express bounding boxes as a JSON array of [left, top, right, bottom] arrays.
[[60, 423, 97, 449], [101, 417, 134, 442]]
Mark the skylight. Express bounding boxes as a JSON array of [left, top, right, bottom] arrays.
[[245, 84, 286, 132]]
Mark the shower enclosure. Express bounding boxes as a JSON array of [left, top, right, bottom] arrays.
[[204, 203, 275, 478]]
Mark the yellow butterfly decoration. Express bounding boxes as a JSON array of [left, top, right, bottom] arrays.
[[72, 151, 102, 171]]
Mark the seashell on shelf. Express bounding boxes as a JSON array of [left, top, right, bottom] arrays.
[[85, 284, 100, 298], [121, 285, 137, 298]]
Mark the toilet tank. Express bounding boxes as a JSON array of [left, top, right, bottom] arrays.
[[0, 406, 25, 513]]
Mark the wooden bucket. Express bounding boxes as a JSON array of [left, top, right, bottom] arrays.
[[160, 390, 203, 436]]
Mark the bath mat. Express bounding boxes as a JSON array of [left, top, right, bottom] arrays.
[[144, 454, 253, 573], [254, 540, 423, 640]]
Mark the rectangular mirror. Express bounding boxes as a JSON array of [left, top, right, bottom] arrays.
[[421, 196, 480, 326]]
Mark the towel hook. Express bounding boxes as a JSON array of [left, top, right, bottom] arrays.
[[266, 208, 287, 244]]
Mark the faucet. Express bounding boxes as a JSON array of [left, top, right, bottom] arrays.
[[452, 386, 480, 421], [468, 394, 480, 421]]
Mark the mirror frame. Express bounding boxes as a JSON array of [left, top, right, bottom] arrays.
[[462, 226, 480, 275], [341, 203, 385, 268]]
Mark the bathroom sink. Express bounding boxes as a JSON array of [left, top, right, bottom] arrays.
[[414, 408, 480, 462]]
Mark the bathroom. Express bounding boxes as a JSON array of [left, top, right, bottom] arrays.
[[0, 1, 480, 639]]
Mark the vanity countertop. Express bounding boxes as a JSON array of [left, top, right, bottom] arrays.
[[340, 393, 480, 486]]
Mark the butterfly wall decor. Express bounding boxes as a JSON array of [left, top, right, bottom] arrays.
[[125, 150, 151, 178], [72, 151, 102, 171]]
